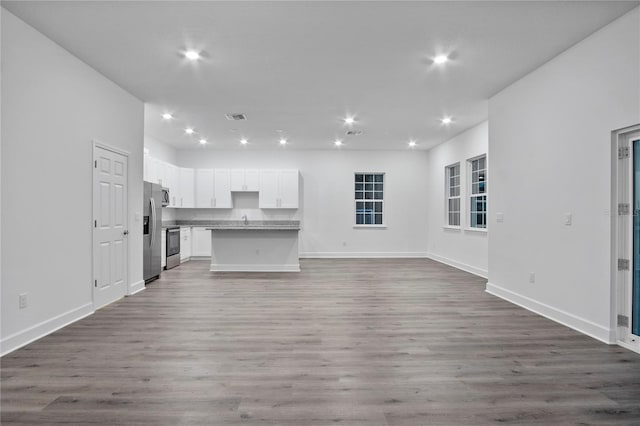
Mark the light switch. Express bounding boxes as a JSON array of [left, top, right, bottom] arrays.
[[135, 212, 141, 222], [564, 213, 572, 226], [496, 212, 504, 223]]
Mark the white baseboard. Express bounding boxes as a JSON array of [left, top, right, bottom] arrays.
[[617, 339, 640, 354], [486, 282, 615, 344], [1, 302, 94, 357], [299, 252, 428, 259], [128, 280, 145, 296], [190, 256, 211, 260], [426, 252, 488, 278], [210, 264, 301, 272]]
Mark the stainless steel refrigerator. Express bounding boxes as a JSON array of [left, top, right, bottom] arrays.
[[143, 181, 162, 283]]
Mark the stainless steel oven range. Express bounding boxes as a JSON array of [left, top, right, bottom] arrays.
[[165, 226, 181, 270]]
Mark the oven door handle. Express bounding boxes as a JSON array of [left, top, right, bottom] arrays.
[[167, 229, 180, 233]]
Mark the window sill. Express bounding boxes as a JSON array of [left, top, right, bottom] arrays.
[[443, 225, 462, 231], [464, 227, 488, 234], [353, 225, 387, 229]]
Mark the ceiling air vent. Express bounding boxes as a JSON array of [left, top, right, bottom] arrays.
[[225, 113, 247, 121], [346, 130, 363, 136]]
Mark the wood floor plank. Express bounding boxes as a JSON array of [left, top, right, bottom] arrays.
[[2, 258, 640, 425]]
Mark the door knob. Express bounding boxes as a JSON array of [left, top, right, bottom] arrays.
[[123, 230, 129, 236]]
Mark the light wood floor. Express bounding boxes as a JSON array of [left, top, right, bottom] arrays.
[[2, 259, 640, 425]]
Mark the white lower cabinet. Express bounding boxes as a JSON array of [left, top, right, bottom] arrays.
[[191, 227, 212, 257], [180, 227, 191, 261]]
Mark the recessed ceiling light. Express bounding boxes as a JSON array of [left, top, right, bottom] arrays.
[[185, 50, 201, 60], [344, 117, 355, 125], [441, 117, 453, 124], [162, 113, 173, 120], [199, 139, 207, 145], [240, 138, 248, 145], [434, 55, 448, 64], [334, 140, 343, 146], [409, 140, 417, 147], [185, 128, 194, 134], [279, 138, 287, 145]]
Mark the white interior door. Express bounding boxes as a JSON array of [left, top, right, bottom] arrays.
[[93, 144, 128, 309]]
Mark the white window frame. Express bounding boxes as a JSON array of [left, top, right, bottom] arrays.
[[354, 172, 386, 228], [445, 163, 461, 228], [467, 154, 487, 231]]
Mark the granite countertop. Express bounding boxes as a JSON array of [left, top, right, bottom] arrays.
[[163, 220, 300, 230]]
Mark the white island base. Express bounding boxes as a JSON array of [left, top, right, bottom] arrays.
[[208, 229, 300, 272]]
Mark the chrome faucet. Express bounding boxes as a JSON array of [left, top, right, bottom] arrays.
[[242, 214, 248, 225]]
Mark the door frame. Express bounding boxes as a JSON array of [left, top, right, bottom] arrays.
[[612, 124, 640, 354], [92, 140, 130, 309]]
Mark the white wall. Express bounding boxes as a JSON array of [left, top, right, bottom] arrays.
[[144, 134, 177, 165], [426, 121, 488, 277], [174, 149, 429, 257], [1, 10, 144, 355], [487, 7, 640, 343]]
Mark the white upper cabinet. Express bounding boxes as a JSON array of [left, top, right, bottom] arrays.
[[258, 170, 279, 208], [166, 163, 179, 207], [278, 169, 299, 208], [179, 168, 194, 208], [259, 169, 299, 209], [143, 155, 298, 210], [143, 153, 149, 181], [155, 158, 166, 186], [213, 169, 233, 208], [244, 169, 260, 191], [231, 169, 260, 192], [195, 169, 214, 208]]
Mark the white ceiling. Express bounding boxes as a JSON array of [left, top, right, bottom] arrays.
[[4, 1, 638, 150]]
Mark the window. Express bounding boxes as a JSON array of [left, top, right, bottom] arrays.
[[446, 163, 461, 226], [469, 155, 487, 229], [355, 173, 384, 225]]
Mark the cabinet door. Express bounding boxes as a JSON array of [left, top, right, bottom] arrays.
[[230, 169, 245, 192], [213, 169, 232, 208], [143, 154, 149, 181], [166, 164, 179, 206], [155, 159, 166, 187], [245, 169, 260, 191], [278, 169, 299, 208], [179, 168, 194, 208], [191, 228, 212, 257], [195, 169, 214, 208], [180, 227, 191, 260], [259, 170, 279, 208]]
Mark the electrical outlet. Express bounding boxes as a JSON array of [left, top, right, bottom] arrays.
[[19, 293, 27, 309], [529, 272, 536, 284]]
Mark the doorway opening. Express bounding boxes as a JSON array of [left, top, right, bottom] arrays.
[[613, 124, 640, 354]]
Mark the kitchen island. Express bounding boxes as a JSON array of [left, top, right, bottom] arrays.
[[205, 220, 300, 272]]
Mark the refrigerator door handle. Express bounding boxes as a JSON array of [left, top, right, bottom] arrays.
[[150, 198, 156, 249]]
